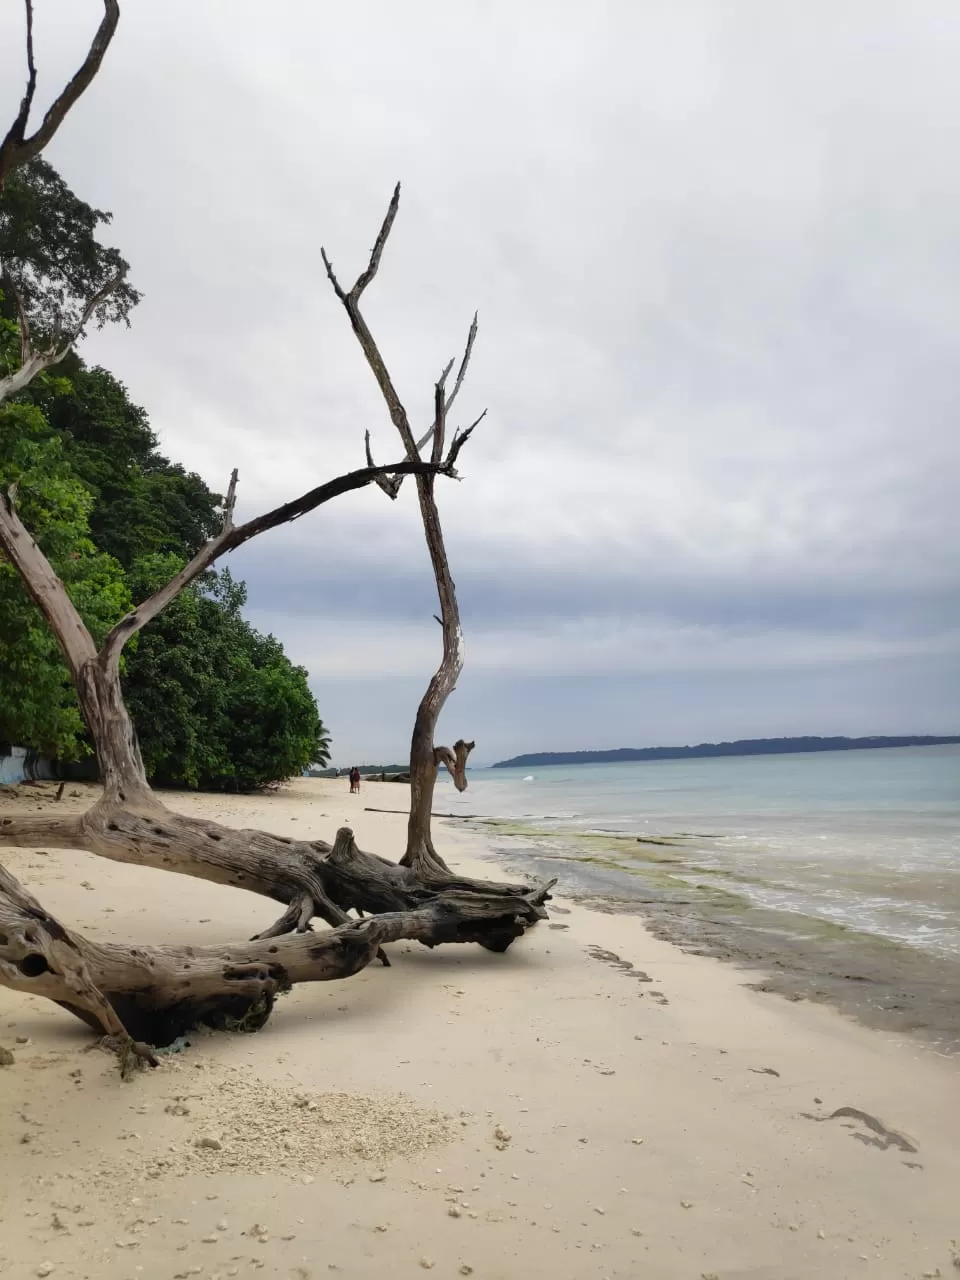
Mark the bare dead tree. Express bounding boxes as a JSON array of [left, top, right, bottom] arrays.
[[0, 0, 121, 191], [322, 184, 486, 879], [1, 458, 460, 815]]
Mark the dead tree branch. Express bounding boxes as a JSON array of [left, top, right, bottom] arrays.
[[362, 314, 480, 500], [98, 447, 469, 674], [322, 184, 487, 877], [0, 267, 127, 404], [0, 0, 121, 191]]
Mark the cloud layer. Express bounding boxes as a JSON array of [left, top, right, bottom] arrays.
[[2, 0, 958, 762]]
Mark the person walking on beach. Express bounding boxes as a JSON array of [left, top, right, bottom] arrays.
[[349, 766, 361, 794]]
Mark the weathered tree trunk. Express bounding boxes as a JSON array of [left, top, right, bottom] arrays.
[[78, 658, 159, 813], [0, 854, 549, 1065], [405, 734, 474, 877], [322, 188, 484, 879]]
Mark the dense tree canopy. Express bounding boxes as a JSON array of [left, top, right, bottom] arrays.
[[24, 357, 222, 568], [0, 162, 331, 785], [124, 558, 330, 791], [0, 157, 139, 337]]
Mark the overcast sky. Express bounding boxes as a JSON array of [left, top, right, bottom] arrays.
[[2, 1, 959, 764]]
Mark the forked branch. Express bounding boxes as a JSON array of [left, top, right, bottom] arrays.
[[0, 268, 127, 405], [0, 0, 121, 191]]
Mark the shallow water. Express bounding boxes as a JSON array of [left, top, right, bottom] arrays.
[[438, 745, 960, 959]]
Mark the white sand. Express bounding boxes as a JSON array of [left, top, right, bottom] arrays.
[[1, 777, 958, 1280]]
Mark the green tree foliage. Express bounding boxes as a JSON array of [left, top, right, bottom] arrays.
[[123, 558, 330, 791], [26, 358, 222, 567], [0, 157, 140, 337], [0, 397, 130, 759], [1, 159, 331, 786]]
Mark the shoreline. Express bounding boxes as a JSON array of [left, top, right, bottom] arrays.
[[459, 819, 960, 1056], [1, 778, 959, 1278]]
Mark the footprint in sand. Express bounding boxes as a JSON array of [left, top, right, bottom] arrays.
[[584, 945, 653, 984]]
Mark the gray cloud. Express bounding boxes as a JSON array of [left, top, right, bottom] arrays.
[[2, 0, 958, 762]]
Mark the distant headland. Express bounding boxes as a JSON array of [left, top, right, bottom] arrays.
[[491, 735, 960, 770]]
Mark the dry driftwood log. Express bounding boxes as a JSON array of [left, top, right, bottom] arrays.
[[323, 184, 486, 879], [0, 840, 549, 1065]]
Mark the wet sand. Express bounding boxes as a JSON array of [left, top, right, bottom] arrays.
[[1, 778, 959, 1279], [469, 822, 960, 1055]]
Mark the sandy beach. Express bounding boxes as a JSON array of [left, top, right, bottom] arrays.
[[1, 777, 958, 1280]]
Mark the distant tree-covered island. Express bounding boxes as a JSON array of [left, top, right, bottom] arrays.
[[492, 736, 960, 769]]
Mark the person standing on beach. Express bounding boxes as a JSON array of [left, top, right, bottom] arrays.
[[349, 767, 361, 794]]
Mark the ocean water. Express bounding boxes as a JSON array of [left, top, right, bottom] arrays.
[[437, 746, 960, 958]]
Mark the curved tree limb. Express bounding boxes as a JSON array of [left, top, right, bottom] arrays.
[[436, 739, 475, 792], [0, 0, 121, 191], [99, 449, 468, 674]]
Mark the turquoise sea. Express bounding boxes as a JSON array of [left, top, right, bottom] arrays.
[[437, 745, 960, 959]]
